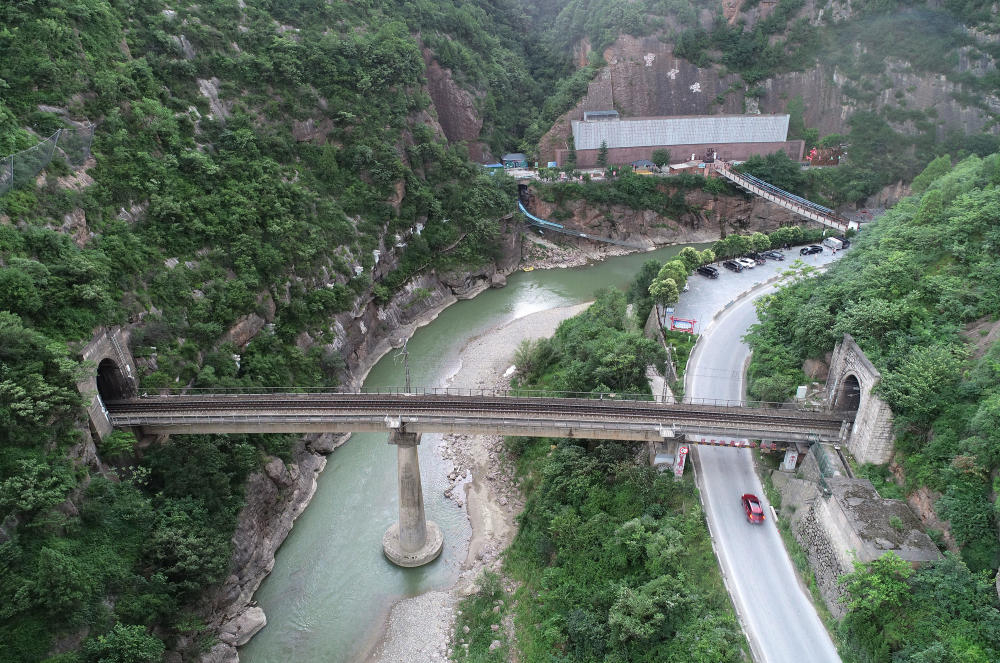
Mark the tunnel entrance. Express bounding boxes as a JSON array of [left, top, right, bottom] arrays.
[[96, 358, 133, 404], [838, 374, 862, 416]]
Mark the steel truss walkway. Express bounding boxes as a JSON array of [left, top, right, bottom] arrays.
[[107, 391, 849, 445], [714, 162, 859, 233]]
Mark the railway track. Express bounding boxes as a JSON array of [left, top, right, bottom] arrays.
[[106, 394, 846, 431]]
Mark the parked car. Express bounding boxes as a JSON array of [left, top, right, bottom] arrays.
[[762, 250, 785, 261], [697, 265, 719, 279], [833, 235, 851, 248], [747, 252, 767, 265], [722, 260, 743, 272], [822, 237, 843, 251], [800, 245, 823, 255], [736, 257, 757, 269], [741, 493, 765, 523]]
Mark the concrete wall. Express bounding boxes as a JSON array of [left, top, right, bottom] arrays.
[[75, 326, 138, 441], [826, 334, 895, 464], [555, 140, 805, 168], [778, 472, 941, 618]]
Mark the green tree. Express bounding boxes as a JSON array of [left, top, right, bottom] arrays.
[[749, 232, 771, 253], [82, 624, 165, 663], [597, 140, 609, 168], [657, 260, 689, 291], [651, 148, 671, 168], [649, 277, 679, 327], [877, 344, 967, 426], [840, 552, 914, 616], [677, 247, 702, 272]]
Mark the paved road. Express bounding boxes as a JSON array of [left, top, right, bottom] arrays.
[[687, 282, 841, 663]]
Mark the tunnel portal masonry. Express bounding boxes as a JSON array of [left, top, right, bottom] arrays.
[[75, 326, 138, 441]]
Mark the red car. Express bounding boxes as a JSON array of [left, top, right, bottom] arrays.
[[741, 494, 765, 523]]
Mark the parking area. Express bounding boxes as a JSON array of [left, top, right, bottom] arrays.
[[669, 245, 845, 335]]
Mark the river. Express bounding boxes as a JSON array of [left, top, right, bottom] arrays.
[[239, 243, 705, 663]]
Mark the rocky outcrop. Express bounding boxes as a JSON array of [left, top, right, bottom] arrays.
[[197, 442, 330, 663], [291, 117, 335, 144], [421, 49, 491, 162], [332, 217, 522, 382], [219, 313, 267, 349], [528, 186, 802, 247]]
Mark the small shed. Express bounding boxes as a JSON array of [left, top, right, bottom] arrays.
[[502, 153, 528, 168], [583, 110, 620, 122], [631, 159, 657, 174]]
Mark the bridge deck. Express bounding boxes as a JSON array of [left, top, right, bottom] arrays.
[[107, 393, 848, 444], [714, 163, 859, 232]]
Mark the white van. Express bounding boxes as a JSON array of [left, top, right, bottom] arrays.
[[822, 237, 843, 251]]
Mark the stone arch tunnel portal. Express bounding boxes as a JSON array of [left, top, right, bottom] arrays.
[[838, 374, 862, 415], [96, 358, 133, 404]]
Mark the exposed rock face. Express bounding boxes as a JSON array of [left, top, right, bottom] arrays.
[[291, 117, 335, 143], [219, 313, 266, 349], [421, 49, 490, 161], [218, 606, 266, 647], [61, 208, 91, 247], [197, 78, 231, 121], [528, 186, 802, 247], [333, 217, 523, 382], [198, 447, 328, 663], [539, 30, 998, 164]]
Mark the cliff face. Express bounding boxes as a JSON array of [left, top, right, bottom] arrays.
[[422, 48, 493, 163], [528, 186, 801, 247], [539, 28, 999, 163]]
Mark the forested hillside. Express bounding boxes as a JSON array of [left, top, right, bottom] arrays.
[[453, 290, 746, 663], [0, 1, 549, 659], [746, 154, 1000, 661]]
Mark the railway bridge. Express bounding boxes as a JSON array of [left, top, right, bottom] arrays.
[[105, 389, 850, 567]]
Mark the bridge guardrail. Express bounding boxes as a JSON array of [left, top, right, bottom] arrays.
[[130, 385, 839, 412]]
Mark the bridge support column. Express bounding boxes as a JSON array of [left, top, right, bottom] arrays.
[[781, 445, 801, 472], [382, 429, 444, 567]]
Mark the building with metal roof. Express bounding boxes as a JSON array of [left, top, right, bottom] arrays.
[[559, 114, 804, 168], [502, 153, 528, 168]]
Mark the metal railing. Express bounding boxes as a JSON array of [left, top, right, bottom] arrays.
[[517, 199, 646, 249], [714, 163, 858, 232], [131, 384, 844, 414]]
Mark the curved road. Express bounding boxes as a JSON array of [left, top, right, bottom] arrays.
[[686, 283, 841, 663]]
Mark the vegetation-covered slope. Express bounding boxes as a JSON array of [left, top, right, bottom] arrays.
[[0, 1, 552, 659], [746, 154, 1000, 659], [454, 289, 745, 663]]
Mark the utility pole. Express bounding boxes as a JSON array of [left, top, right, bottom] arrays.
[[395, 341, 411, 393]]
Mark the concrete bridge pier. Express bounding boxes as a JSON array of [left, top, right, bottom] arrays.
[[382, 429, 444, 567]]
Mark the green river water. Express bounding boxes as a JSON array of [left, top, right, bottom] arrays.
[[239, 243, 703, 662]]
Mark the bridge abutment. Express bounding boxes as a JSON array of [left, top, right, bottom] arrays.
[[382, 429, 443, 568]]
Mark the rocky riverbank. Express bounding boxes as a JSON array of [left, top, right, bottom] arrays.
[[368, 302, 591, 663]]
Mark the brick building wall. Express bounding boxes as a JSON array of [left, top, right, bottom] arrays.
[[556, 140, 805, 168]]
